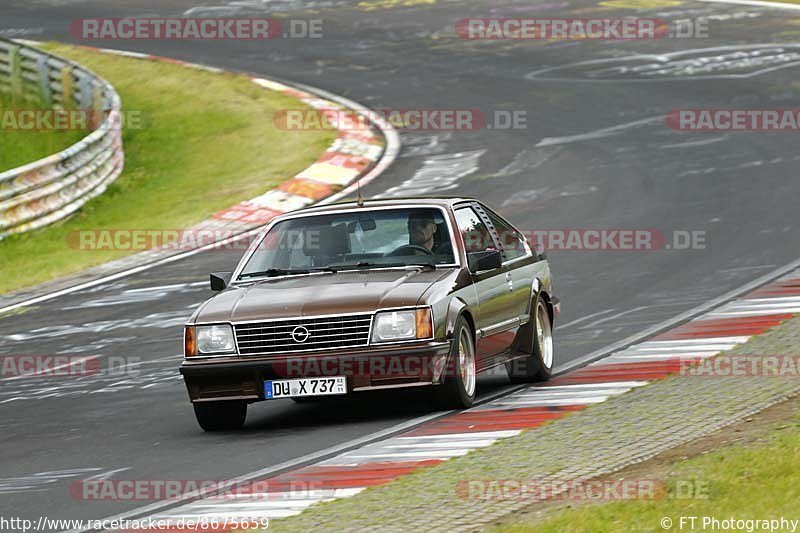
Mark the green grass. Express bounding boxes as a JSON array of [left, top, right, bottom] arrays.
[[0, 92, 88, 171], [0, 43, 336, 294], [493, 411, 800, 533]]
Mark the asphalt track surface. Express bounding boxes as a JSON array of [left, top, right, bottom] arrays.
[[2, 0, 800, 528]]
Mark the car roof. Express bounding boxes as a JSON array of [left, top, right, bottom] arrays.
[[293, 196, 476, 215]]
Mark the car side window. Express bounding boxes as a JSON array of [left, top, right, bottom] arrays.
[[483, 210, 528, 261], [454, 207, 496, 253]]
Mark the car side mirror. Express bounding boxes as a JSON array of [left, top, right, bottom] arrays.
[[210, 271, 233, 291], [467, 250, 502, 273]]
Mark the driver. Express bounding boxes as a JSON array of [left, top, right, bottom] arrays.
[[407, 212, 440, 255]]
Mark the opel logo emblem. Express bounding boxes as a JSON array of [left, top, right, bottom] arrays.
[[291, 326, 310, 343]]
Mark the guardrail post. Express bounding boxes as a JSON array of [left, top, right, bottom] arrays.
[[9, 44, 22, 105], [36, 54, 52, 107], [60, 65, 74, 109], [78, 72, 92, 110]]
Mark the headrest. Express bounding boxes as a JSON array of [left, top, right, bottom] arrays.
[[303, 223, 351, 257]]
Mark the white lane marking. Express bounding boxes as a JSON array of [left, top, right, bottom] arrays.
[[97, 48, 150, 59], [721, 300, 800, 309], [556, 308, 618, 330], [535, 117, 662, 147], [380, 440, 498, 449], [707, 308, 800, 318], [491, 396, 612, 406], [696, 0, 800, 9], [396, 430, 523, 440], [156, 509, 303, 519], [125, 281, 207, 293], [377, 150, 485, 197], [171, 500, 322, 509], [629, 337, 752, 346], [342, 450, 470, 459], [510, 387, 631, 394], [198, 488, 366, 501], [732, 296, 800, 304], [151, 486, 365, 526], [619, 343, 741, 353], [661, 136, 728, 149], [601, 354, 720, 365], [526, 44, 800, 82], [578, 306, 653, 329], [535, 381, 650, 390]]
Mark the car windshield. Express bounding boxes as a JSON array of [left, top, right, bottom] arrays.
[[238, 207, 456, 279]]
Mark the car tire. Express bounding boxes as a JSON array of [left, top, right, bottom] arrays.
[[434, 316, 477, 409], [506, 295, 554, 383], [193, 400, 247, 431]]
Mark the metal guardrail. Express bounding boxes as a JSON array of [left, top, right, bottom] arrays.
[[0, 38, 124, 239]]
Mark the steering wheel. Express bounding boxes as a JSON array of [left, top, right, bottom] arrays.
[[387, 244, 433, 256]]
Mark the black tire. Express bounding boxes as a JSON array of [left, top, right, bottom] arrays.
[[506, 295, 554, 383], [193, 400, 247, 431], [434, 316, 477, 409]]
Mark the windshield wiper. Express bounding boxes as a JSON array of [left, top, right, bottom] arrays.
[[331, 262, 436, 270], [238, 267, 336, 279], [406, 262, 437, 270]]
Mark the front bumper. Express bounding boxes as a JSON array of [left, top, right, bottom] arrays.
[[180, 340, 452, 402]]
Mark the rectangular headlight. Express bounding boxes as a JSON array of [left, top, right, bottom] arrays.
[[371, 308, 432, 343], [195, 324, 236, 354]]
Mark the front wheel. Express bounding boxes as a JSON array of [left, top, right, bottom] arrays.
[[193, 400, 247, 431], [506, 296, 554, 383], [434, 317, 477, 409]]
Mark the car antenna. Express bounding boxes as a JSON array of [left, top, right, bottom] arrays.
[[356, 174, 364, 207]]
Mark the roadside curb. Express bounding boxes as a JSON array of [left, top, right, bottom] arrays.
[[72, 265, 800, 532], [0, 42, 400, 316], [262, 269, 800, 531], [697, 0, 800, 10]]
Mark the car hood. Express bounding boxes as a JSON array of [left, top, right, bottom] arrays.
[[192, 268, 453, 323]]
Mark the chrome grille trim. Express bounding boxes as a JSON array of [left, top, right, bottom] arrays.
[[234, 313, 373, 355]]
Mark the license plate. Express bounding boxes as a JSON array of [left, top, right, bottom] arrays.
[[264, 376, 347, 399]]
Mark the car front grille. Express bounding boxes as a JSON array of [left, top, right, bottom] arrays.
[[234, 314, 373, 355]]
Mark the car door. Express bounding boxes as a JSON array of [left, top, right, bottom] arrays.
[[453, 204, 518, 365], [475, 204, 535, 322]]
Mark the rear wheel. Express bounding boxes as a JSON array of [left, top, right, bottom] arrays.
[[193, 400, 247, 431], [506, 296, 553, 383], [434, 317, 477, 409]]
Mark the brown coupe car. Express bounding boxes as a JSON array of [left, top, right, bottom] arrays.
[[182, 198, 559, 431]]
